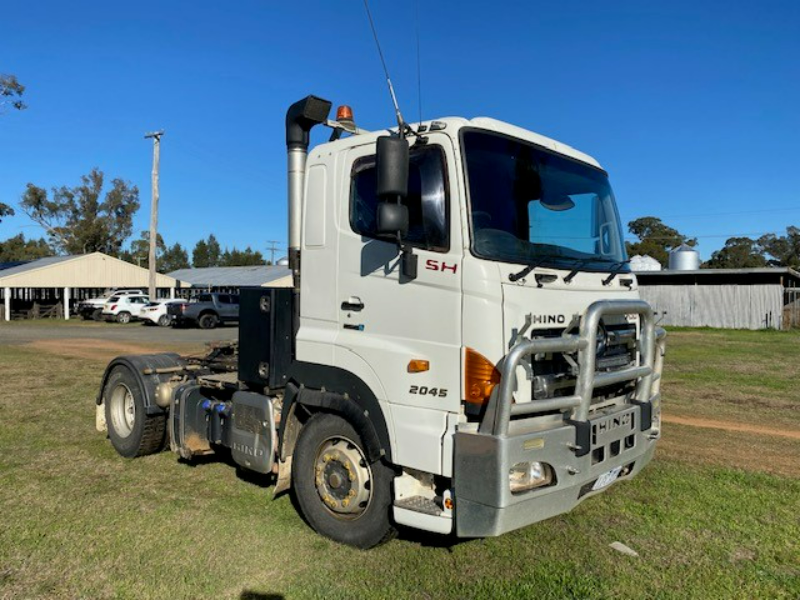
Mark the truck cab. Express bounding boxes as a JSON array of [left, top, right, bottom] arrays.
[[97, 96, 665, 549], [294, 110, 665, 537]]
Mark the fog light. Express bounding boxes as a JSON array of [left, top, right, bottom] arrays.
[[509, 461, 553, 493]]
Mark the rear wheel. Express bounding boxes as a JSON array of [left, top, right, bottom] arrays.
[[198, 313, 218, 329], [116, 311, 132, 324], [157, 314, 171, 327], [292, 413, 396, 548], [91, 308, 103, 321], [103, 366, 166, 458]]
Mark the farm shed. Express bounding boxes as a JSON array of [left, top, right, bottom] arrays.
[[635, 268, 800, 330], [0, 253, 184, 321], [167, 265, 292, 296]]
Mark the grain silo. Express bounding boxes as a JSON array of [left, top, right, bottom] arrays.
[[668, 244, 700, 271]]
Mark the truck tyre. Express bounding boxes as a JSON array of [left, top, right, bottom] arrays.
[[103, 365, 166, 458], [198, 313, 218, 329], [92, 308, 103, 321], [292, 412, 396, 549], [117, 311, 132, 324], [157, 314, 171, 327]]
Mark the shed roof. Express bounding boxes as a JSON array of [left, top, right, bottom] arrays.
[[0, 253, 183, 288], [167, 266, 292, 288], [635, 267, 800, 287]]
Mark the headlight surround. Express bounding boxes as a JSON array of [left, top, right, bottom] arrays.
[[509, 461, 554, 494]]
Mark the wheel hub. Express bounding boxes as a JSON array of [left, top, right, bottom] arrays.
[[110, 383, 135, 438], [314, 437, 372, 517]]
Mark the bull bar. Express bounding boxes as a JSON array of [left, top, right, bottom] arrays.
[[454, 299, 667, 537]]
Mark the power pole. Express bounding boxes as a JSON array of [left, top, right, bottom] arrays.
[[265, 240, 281, 265], [144, 130, 164, 300]]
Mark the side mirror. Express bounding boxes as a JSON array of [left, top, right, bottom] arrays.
[[376, 202, 409, 237], [376, 136, 409, 199]]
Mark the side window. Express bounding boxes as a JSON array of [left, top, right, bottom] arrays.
[[229, 295, 239, 305], [350, 145, 449, 252], [198, 294, 212, 303]]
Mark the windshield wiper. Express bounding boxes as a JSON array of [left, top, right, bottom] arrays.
[[563, 259, 596, 284], [602, 260, 632, 286], [508, 254, 564, 282]]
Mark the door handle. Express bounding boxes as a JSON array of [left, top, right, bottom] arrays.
[[341, 297, 364, 312]]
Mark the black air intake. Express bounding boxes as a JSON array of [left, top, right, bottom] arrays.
[[285, 95, 332, 151]]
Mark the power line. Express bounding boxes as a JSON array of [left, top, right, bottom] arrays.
[[265, 240, 282, 265], [631, 206, 800, 221]]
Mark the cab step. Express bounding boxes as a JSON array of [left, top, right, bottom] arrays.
[[394, 495, 441, 516]]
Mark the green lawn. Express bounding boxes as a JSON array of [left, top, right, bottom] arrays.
[[1, 333, 798, 599], [662, 327, 800, 429]]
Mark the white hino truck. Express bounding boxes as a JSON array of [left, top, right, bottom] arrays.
[[96, 95, 666, 548]]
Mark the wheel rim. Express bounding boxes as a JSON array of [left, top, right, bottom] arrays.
[[119, 313, 130, 324], [109, 383, 135, 438], [158, 315, 170, 327], [314, 436, 373, 520]]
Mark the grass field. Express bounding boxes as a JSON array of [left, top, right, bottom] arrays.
[[1, 328, 798, 599]]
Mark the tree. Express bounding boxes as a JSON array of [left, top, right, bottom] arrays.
[[706, 237, 767, 268], [192, 234, 221, 267], [20, 168, 139, 255], [0, 74, 26, 112], [0, 203, 13, 223], [0, 234, 51, 262], [120, 231, 165, 269], [220, 246, 266, 266], [625, 216, 697, 267], [758, 226, 800, 269], [160, 243, 190, 273]]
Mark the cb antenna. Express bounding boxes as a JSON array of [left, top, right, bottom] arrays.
[[363, 0, 407, 134]]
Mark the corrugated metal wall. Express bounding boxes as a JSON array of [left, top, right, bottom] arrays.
[[638, 284, 783, 330]]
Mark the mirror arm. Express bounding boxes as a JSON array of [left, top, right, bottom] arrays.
[[395, 222, 418, 281]]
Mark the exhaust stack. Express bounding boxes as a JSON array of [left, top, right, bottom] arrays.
[[285, 95, 332, 289]]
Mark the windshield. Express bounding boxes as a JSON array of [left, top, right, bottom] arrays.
[[462, 130, 629, 272]]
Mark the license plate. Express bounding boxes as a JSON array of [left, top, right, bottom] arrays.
[[592, 466, 623, 491]]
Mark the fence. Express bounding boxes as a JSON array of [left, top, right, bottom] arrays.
[[638, 284, 783, 330]]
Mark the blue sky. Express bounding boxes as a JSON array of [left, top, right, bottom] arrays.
[[1, 0, 798, 260]]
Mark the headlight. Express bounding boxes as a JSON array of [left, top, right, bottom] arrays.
[[509, 461, 554, 494]]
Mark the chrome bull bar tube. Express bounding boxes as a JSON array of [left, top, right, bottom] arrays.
[[479, 300, 661, 447]]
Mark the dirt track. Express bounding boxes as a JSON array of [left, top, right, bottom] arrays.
[[662, 414, 800, 440]]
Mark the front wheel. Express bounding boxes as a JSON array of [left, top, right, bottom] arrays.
[[292, 413, 396, 548], [198, 313, 218, 329], [103, 365, 166, 458]]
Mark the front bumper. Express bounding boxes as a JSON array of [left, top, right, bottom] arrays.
[[454, 299, 666, 538]]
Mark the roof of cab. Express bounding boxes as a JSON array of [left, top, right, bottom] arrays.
[[309, 116, 602, 170]]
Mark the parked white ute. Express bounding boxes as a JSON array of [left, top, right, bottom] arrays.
[[102, 294, 151, 323], [140, 299, 184, 327]]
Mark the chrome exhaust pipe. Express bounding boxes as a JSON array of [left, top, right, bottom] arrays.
[[285, 95, 332, 289]]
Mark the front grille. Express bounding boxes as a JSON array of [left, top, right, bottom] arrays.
[[528, 322, 637, 407]]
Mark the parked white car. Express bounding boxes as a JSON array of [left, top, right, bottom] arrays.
[[78, 289, 146, 320], [140, 299, 184, 327], [101, 294, 151, 323]]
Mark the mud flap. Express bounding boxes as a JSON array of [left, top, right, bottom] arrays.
[[96, 403, 107, 433], [273, 456, 292, 497], [230, 391, 275, 475]]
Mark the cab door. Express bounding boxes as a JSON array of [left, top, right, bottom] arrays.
[[335, 135, 463, 475]]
